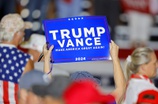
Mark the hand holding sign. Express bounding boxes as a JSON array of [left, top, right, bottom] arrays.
[[43, 44, 54, 77], [110, 40, 119, 61], [43, 16, 111, 63]]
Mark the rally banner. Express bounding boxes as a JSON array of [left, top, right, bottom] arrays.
[[43, 16, 111, 63]]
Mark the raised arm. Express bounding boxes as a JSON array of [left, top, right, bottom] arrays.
[[43, 44, 54, 78], [110, 40, 126, 103]]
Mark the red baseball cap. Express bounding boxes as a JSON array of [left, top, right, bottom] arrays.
[[137, 89, 158, 104], [63, 80, 116, 104]]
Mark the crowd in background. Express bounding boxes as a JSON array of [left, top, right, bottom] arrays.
[[0, 0, 158, 104], [1, 0, 158, 48]]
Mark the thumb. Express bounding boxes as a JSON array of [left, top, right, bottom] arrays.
[[110, 43, 112, 51], [48, 45, 54, 53]]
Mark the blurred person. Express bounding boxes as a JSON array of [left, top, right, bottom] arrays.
[[63, 80, 116, 104], [42, 40, 126, 103], [55, 0, 81, 18], [16, 0, 52, 39], [31, 75, 72, 104], [20, 34, 46, 63], [121, 0, 158, 48], [123, 47, 158, 104], [18, 70, 50, 104], [70, 71, 101, 85], [20, 34, 70, 76], [136, 89, 158, 104], [0, 13, 34, 104]]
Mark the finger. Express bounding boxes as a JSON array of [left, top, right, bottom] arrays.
[[111, 40, 118, 48], [48, 45, 54, 53], [112, 41, 115, 46], [110, 40, 113, 46], [43, 44, 47, 51], [110, 43, 112, 50]]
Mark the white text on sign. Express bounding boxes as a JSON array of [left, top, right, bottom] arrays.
[[49, 27, 105, 48]]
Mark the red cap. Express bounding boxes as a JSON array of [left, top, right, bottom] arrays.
[[63, 80, 116, 104], [137, 90, 158, 104]]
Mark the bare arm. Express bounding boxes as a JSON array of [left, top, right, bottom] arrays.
[[43, 44, 54, 78], [110, 40, 126, 103], [22, 59, 34, 75]]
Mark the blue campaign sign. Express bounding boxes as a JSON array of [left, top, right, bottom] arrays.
[[43, 16, 111, 63]]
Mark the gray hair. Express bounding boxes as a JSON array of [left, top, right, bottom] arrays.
[[0, 13, 32, 42], [125, 47, 154, 80], [0, 27, 15, 42]]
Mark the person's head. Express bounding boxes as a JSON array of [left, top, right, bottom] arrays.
[[18, 70, 50, 104], [31, 75, 71, 104], [125, 47, 158, 79], [0, 13, 32, 45], [20, 34, 46, 62], [63, 80, 116, 104], [136, 89, 158, 104], [70, 71, 101, 86]]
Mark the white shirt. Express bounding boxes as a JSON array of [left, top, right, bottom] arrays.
[[124, 76, 158, 104]]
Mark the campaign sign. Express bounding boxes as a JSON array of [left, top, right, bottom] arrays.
[[43, 16, 111, 63]]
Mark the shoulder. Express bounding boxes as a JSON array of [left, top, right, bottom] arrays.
[[128, 79, 156, 89], [127, 79, 157, 93], [15, 48, 32, 59], [124, 79, 157, 104]]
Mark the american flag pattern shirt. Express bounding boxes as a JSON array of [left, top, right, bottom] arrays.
[[0, 44, 31, 104]]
